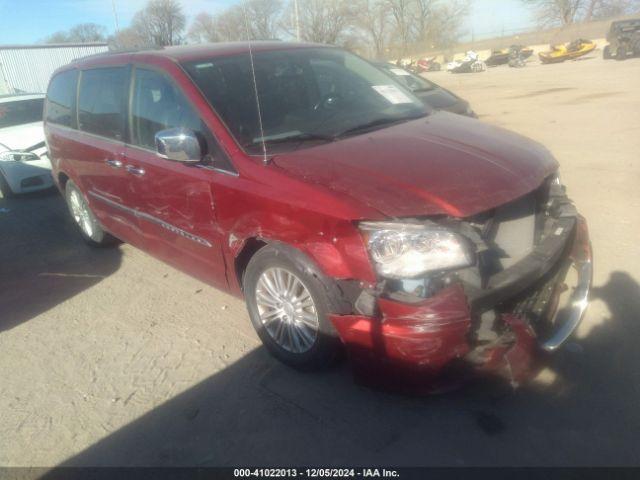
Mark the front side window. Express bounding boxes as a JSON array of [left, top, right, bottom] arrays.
[[130, 67, 202, 150], [78, 67, 128, 141], [182, 47, 428, 154], [0, 98, 44, 129], [46, 70, 78, 127]]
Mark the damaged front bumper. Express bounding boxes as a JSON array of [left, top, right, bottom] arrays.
[[330, 215, 592, 388]]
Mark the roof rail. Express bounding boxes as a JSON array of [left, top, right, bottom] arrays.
[[70, 45, 165, 63]]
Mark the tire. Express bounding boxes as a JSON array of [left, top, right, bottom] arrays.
[[0, 174, 14, 198], [243, 243, 342, 370], [616, 45, 627, 60], [603, 45, 612, 60], [64, 180, 115, 247]]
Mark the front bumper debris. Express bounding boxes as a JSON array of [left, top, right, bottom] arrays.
[[330, 216, 592, 389], [540, 218, 592, 351]]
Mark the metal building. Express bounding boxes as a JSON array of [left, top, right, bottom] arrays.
[[0, 43, 109, 95]]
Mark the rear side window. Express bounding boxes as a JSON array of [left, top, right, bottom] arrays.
[[78, 67, 128, 141], [46, 70, 78, 127], [130, 67, 202, 150], [0, 98, 44, 128]]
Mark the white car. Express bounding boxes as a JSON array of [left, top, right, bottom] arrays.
[[0, 93, 53, 197]]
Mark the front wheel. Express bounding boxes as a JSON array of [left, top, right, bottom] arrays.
[[243, 244, 342, 370], [65, 180, 116, 247]]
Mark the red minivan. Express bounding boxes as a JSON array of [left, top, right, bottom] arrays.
[[45, 42, 592, 385]]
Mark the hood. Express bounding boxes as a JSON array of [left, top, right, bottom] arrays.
[[0, 122, 45, 151], [273, 111, 558, 218]]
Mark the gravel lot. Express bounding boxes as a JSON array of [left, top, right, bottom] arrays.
[[1, 55, 639, 468]]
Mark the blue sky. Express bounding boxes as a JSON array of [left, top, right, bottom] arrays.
[[0, 0, 534, 45]]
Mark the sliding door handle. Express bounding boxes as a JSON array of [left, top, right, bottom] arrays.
[[105, 159, 122, 168], [125, 165, 146, 176]]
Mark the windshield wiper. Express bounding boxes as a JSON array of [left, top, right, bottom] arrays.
[[246, 132, 334, 147], [334, 113, 426, 138], [412, 87, 435, 93]]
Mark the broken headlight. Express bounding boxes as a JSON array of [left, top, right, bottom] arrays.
[[360, 221, 474, 279]]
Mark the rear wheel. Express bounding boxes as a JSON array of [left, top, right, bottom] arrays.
[[616, 45, 627, 60], [243, 244, 342, 370], [603, 45, 612, 59], [0, 174, 14, 198], [65, 180, 115, 247]]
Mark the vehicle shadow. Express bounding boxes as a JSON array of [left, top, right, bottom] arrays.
[[0, 190, 122, 332], [47, 271, 640, 467]]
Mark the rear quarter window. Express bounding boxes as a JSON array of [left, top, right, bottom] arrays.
[[46, 70, 78, 127], [78, 67, 129, 141]]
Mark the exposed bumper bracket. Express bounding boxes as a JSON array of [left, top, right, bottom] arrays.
[[541, 259, 592, 351]]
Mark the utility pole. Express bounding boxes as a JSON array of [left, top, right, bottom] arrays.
[[294, 0, 301, 41], [111, 0, 120, 33]]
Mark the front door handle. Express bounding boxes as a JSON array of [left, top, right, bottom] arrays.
[[125, 165, 146, 176], [105, 159, 122, 168]]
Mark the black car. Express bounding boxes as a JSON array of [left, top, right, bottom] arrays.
[[603, 18, 640, 60], [374, 62, 476, 118]]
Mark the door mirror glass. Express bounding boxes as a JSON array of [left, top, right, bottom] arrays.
[[155, 127, 201, 163]]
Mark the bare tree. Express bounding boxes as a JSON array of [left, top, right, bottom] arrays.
[[213, 6, 247, 41], [242, 0, 283, 39], [189, 12, 218, 43], [522, 0, 586, 26], [386, 0, 415, 54], [282, 0, 356, 45], [109, 28, 152, 51], [413, 0, 435, 43], [131, 0, 186, 46], [46, 23, 106, 44], [189, 0, 282, 43], [354, 0, 392, 58], [585, 0, 640, 19], [524, 0, 638, 25], [427, 0, 470, 48]]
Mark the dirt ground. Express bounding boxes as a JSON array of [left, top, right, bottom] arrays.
[[1, 55, 639, 468]]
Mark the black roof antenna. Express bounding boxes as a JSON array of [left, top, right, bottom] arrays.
[[242, 4, 269, 165]]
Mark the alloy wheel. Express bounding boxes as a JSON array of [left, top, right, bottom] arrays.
[[69, 189, 94, 238], [255, 267, 319, 353]]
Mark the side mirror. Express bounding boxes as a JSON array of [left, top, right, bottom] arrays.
[[155, 128, 202, 163], [0, 150, 40, 162]]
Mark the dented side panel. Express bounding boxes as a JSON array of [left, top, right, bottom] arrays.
[[212, 166, 382, 295]]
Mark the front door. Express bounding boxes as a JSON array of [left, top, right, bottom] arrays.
[[123, 66, 228, 289]]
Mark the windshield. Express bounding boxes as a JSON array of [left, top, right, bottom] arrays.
[[0, 98, 44, 129], [182, 47, 428, 154], [378, 65, 436, 93]]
